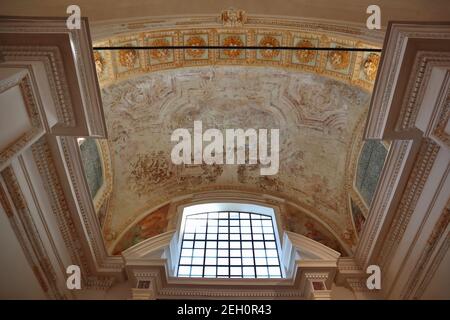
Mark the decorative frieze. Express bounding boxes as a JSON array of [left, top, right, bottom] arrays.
[[31, 137, 118, 290], [379, 139, 440, 267], [401, 200, 450, 299], [1, 165, 64, 299], [93, 22, 381, 92]]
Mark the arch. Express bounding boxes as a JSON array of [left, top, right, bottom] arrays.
[[93, 15, 382, 92], [98, 14, 378, 258], [111, 190, 353, 256]]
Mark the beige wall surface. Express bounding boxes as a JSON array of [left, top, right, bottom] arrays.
[[0, 205, 47, 299], [1, 0, 450, 25]]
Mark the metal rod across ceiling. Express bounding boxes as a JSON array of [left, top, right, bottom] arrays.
[[93, 46, 382, 52]]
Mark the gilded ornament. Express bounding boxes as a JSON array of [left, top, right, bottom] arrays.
[[185, 36, 206, 58], [220, 8, 247, 27], [118, 49, 138, 68], [259, 36, 280, 59], [295, 39, 316, 64], [222, 35, 244, 58], [93, 51, 105, 74], [362, 53, 380, 81], [328, 49, 350, 70], [149, 38, 171, 61]]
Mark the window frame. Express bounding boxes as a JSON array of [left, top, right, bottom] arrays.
[[175, 203, 285, 279]]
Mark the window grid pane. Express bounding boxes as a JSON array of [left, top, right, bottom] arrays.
[[177, 211, 282, 278]]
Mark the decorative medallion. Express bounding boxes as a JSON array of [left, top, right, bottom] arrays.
[[220, 8, 247, 27], [118, 49, 138, 68], [185, 36, 206, 58], [258, 35, 281, 59], [295, 39, 316, 64], [362, 53, 380, 81], [328, 49, 350, 70], [149, 38, 171, 61], [222, 35, 244, 58]]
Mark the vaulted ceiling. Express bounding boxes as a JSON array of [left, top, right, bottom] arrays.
[[86, 15, 384, 255], [102, 66, 369, 253]]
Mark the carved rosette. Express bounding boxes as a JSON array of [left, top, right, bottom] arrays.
[[149, 38, 171, 61], [185, 36, 206, 58], [259, 35, 280, 59], [119, 49, 138, 68], [295, 39, 316, 64], [328, 49, 350, 70], [222, 35, 244, 58]]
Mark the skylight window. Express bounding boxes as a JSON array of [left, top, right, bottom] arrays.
[[176, 203, 283, 279]]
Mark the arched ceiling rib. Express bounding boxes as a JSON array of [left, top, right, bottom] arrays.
[[92, 18, 382, 91]]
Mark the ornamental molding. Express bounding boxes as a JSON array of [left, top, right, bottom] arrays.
[[0, 71, 44, 170], [0, 178, 14, 218], [344, 113, 368, 200], [401, 198, 450, 299], [346, 277, 371, 293], [220, 8, 247, 27], [91, 12, 384, 43], [432, 74, 450, 148], [92, 17, 382, 92], [92, 139, 113, 214], [413, 229, 450, 299], [357, 22, 450, 269], [31, 137, 120, 289], [378, 139, 440, 268], [0, 165, 65, 299], [285, 231, 341, 262], [0, 17, 107, 137], [31, 138, 92, 281], [0, 46, 75, 128], [365, 22, 450, 139], [337, 257, 365, 274], [397, 52, 450, 132], [344, 113, 371, 231], [58, 136, 122, 272], [355, 139, 413, 266], [123, 231, 339, 299]]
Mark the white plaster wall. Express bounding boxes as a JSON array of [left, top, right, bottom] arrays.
[[421, 247, 450, 300], [0, 205, 47, 299]]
